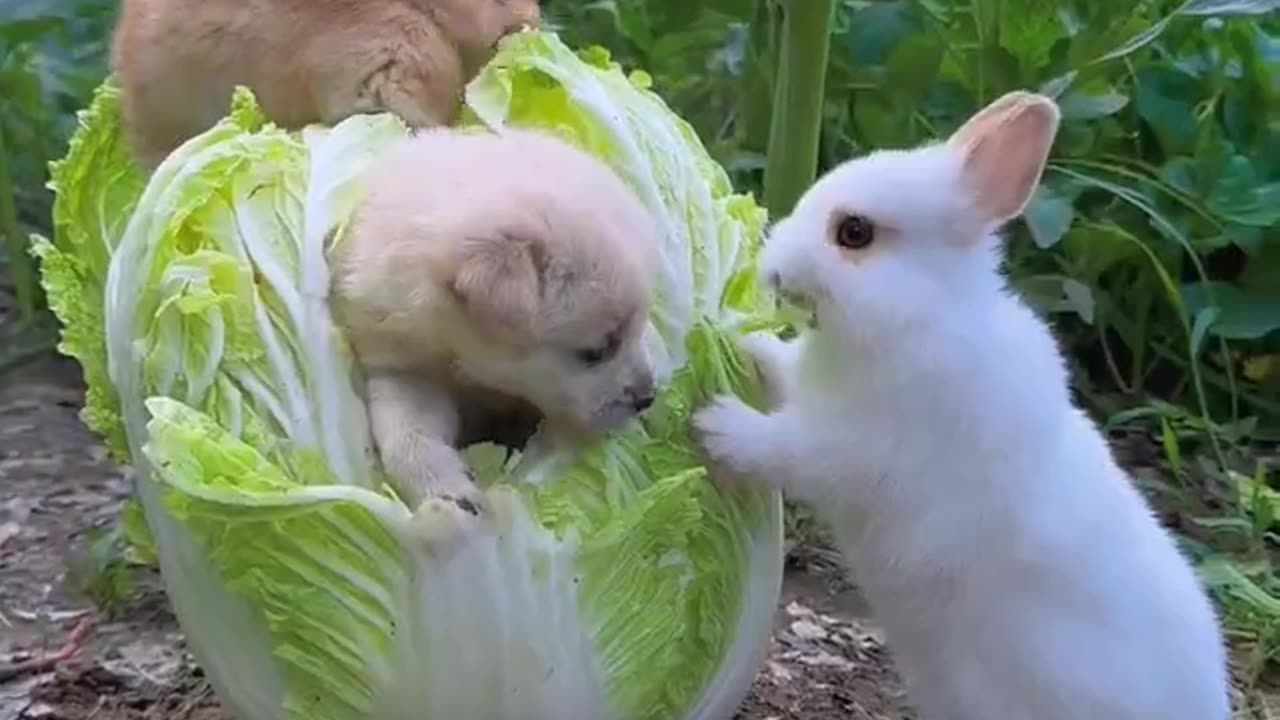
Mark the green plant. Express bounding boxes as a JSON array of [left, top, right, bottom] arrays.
[[68, 523, 142, 618], [35, 32, 793, 719], [550, 0, 1277, 428], [9, 0, 1280, 704], [0, 0, 116, 362], [761, 0, 836, 216]]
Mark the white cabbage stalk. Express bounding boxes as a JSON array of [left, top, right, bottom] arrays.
[[35, 31, 784, 720]]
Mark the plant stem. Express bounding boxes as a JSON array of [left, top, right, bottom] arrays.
[[741, 0, 780, 154], [0, 126, 36, 321], [762, 0, 835, 218]]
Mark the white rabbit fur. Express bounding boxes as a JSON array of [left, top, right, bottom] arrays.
[[695, 91, 1229, 720]]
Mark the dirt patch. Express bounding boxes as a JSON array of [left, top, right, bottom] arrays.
[[9, 664, 229, 720], [0, 335, 908, 720], [735, 583, 910, 720]]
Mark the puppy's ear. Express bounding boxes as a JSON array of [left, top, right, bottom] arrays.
[[948, 91, 1060, 227], [450, 234, 546, 337]]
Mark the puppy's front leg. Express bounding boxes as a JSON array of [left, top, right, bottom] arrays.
[[366, 371, 487, 546]]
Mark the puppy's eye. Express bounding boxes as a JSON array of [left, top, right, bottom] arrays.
[[575, 345, 612, 367], [574, 327, 623, 367], [834, 214, 875, 250]]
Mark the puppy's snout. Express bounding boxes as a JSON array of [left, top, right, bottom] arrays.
[[631, 391, 655, 412], [625, 380, 656, 413]]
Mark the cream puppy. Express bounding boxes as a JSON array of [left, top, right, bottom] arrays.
[[694, 92, 1229, 719], [332, 127, 659, 532], [112, 0, 541, 167]]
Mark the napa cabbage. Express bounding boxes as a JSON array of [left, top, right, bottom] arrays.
[[34, 31, 784, 720]]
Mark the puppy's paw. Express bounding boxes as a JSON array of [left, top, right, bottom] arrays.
[[406, 471, 490, 560], [693, 395, 766, 474], [408, 493, 489, 560], [436, 468, 489, 513]]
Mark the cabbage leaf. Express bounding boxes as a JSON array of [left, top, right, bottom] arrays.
[[35, 31, 783, 720]]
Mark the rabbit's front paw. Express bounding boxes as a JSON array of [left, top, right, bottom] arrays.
[[694, 395, 769, 475], [736, 332, 799, 410]]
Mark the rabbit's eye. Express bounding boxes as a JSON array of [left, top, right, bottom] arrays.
[[835, 215, 875, 250]]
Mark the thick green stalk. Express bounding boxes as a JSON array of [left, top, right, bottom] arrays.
[[762, 0, 835, 218], [741, 1, 780, 155], [0, 127, 36, 321]]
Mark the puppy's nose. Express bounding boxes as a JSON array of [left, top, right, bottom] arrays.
[[632, 392, 655, 412], [626, 380, 656, 412]]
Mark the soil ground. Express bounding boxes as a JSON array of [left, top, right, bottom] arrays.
[[0, 287, 1268, 720], [0, 298, 907, 720]]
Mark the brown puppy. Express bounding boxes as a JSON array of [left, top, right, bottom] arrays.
[[112, 0, 540, 166], [331, 127, 659, 530]]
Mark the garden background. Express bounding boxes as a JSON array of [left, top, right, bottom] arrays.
[[1, 0, 1277, 717]]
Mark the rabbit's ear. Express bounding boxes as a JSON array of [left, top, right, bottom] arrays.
[[948, 91, 1060, 227]]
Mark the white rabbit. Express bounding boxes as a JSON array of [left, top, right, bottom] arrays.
[[694, 91, 1230, 720]]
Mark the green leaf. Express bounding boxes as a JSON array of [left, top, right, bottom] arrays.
[[1240, 245, 1280, 293], [30, 78, 147, 461], [0, 16, 63, 44], [1062, 278, 1096, 325], [1182, 282, 1280, 340], [1207, 156, 1280, 227], [1093, 0, 1280, 64], [701, 0, 758, 20], [1161, 417, 1183, 476], [144, 397, 410, 720], [1092, 14, 1177, 64], [851, 93, 902, 148], [1190, 306, 1221, 356], [1058, 87, 1129, 120], [884, 35, 944, 106], [996, 0, 1070, 72], [1197, 556, 1280, 617], [1039, 71, 1078, 99], [1059, 222, 1143, 282], [1018, 274, 1095, 324], [1179, 0, 1280, 15], [839, 1, 922, 67], [1134, 67, 1202, 154], [1023, 184, 1076, 249], [977, 45, 1022, 97]]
